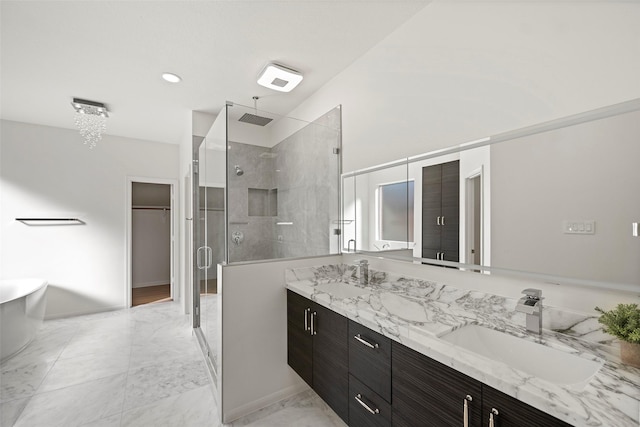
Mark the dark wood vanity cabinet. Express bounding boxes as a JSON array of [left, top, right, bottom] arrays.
[[481, 385, 572, 427], [392, 342, 482, 427], [392, 342, 571, 427], [286, 290, 349, 422], [422, 160, 460, 262], [348, 320, 392, 427], [288, 290, 571, 427]]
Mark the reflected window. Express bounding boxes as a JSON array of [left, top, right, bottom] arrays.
[[378, 181, 414, 242]]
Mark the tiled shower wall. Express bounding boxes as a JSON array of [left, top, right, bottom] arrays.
[[227, 107, 340, 262]]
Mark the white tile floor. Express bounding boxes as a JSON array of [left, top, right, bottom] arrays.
[[0, 301, 345, 427]]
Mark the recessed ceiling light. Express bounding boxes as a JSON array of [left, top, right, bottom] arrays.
[[257, 63, 303, 93], [162, 72, 182, 83]]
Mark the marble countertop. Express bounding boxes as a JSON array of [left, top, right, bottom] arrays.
[[285, 264, 640, 427]]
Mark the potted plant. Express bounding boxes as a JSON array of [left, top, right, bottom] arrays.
[[595, 303, 640, 368]]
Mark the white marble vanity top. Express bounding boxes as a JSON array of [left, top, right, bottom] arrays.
[[285, 264, 640, 427]]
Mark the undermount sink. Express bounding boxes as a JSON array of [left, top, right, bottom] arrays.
[[439, 324, 603, 389], [314, 282, 371, 300]]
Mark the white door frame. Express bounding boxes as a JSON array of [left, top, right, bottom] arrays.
[[126, 176, 179, 308]]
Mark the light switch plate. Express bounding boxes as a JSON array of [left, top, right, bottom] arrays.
[[563, 220, 596, 235]]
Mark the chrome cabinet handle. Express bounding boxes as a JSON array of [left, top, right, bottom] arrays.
[[442, 216, 445, 225], [310, 311, 317, 335], [354, 334, 379, 349], [304, 308, 309, 332], [489, 408, 499, 427], [355, 394, 379, 415], [437, 216, 441, 225], [463, 395, 473, 427]]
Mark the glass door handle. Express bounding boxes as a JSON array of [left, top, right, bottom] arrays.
[[205, 246, 213, 269], [196, 246, 206, 269]]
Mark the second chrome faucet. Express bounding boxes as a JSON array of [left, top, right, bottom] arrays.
[[515, 288, 543, 334], [353, 259, 369, 285]]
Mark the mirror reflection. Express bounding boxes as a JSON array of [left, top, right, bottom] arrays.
[[343, 101, 640, 289]]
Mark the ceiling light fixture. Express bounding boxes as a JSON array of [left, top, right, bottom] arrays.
[[162, 72, 182, 83], [257, 63, 303, 93], [71, 98, 109, 149]]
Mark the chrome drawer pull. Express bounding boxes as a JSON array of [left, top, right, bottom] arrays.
[[489, 408, 499, 427], [354, 334, 379, 349], [355, 394, 380, 415], [463, 395, 473, 427]]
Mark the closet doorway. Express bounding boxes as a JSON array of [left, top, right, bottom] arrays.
[[127, 179, 177, 307]]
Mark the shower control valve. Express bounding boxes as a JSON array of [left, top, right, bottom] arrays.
[[232, 231, 244, 245]]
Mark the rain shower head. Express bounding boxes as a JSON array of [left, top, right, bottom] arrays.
[[234, 165, 244, 176], [238, 113, 272, 126], [238, 96, 273, 127]]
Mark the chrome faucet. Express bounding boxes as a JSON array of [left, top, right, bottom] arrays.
[[354, 259, 369, 285], [515, 288, 543, 334]]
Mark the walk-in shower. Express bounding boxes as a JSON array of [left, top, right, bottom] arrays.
[[191, 102, 342, 384]]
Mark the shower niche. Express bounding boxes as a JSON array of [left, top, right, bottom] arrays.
[[248, 188, 277, 217]]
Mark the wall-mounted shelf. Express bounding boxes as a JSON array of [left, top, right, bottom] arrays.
[[16, 218, 85, 226]]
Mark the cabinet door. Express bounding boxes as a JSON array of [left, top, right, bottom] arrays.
[[482, 385, 572, 427], [286, 290, 312, 387], [440, 160, 460, 262], [392, 342, 482, 427], [422, 164, 443, 257], [312, 301, 349, 423]]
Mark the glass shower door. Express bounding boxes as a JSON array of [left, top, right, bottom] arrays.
[[193, 108, 227, 379]]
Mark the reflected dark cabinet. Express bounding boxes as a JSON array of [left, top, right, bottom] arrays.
[[286, 290, 349, 423], [422, 160, 460, 262]]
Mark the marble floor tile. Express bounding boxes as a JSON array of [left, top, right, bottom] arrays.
[[123, 355, 210, 411], [231, 389, 346, 427], [14, 373, 127, 427], [121, 385, 219, 427], [0, 359, 55, 403], [0, 397, 31, 426], [57, 330, 133, 360], [79, 413, 122, 427], [38, 349, 131, 393]]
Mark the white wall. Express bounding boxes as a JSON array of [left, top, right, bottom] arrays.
[[0, 120, 179, 318], [132, 209, 171, 287], [219, 255, 342, 423], [285, 1, 640, 172]]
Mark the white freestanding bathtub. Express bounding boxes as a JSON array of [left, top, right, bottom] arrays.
[[0, 279, 48, 362]]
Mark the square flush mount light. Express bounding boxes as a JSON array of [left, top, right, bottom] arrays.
[[257, 63, 303, 92]]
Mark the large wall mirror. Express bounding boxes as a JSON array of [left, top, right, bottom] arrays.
[[342, 99, 640, 292]]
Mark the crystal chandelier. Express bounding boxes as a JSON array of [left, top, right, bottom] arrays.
[[71, 98, 109, 149]]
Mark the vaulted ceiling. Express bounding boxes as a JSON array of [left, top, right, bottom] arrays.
[[0, 1, 430, 144]]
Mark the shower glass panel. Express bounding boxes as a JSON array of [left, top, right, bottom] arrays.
[[226, 103, 342, 263], [193, 109, 227, 378]]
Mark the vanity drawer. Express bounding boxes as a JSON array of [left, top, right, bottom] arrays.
[[349, 374, 391, 427], [348, 320, 391, 402]]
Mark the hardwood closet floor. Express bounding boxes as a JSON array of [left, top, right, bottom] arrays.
[[132, 284, 171, 306]]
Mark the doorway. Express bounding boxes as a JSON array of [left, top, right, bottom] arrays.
[[465, 172, 482, 266], [127, 179, 177, 307]]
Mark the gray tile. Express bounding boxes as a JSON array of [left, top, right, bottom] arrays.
[[14, 373, 126, 427], [123, 356, 210, 410], [1, 359, 54, 403], [38, 349, 130, 393], [0, 397, 31, 427], [121, 385, 219, 427]]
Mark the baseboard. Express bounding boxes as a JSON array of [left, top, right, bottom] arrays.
[[222, 383, 308, 424], [132, 280, 170, 288]]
